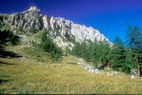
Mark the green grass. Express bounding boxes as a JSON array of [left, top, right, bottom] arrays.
[[0, 45, 142, 94]]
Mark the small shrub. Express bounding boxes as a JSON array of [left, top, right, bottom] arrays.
[[35, 31, 62, 61], [0, 29, 19, 46]]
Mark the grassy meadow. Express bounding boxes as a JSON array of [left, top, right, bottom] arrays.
[[0, 45, 142, 94]]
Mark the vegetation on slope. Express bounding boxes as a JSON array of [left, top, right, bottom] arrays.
[[71, 24, 142, 76], [0, 20, 142, 94], [36, 31, 62, 60], [0, 45, 142, 94], [0, 24, 19, 46]]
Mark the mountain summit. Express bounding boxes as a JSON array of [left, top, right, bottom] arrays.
[[28, 6, 40, 12], [0, 6, 112, 49]]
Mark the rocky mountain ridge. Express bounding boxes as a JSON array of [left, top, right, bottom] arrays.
[[0, 6, 112, 49]]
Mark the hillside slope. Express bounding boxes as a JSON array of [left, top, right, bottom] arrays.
[[0, 44, 142, 94]]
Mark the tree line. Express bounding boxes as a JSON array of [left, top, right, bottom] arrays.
[[0, 20, 141, 76], [70, 25, 142, 77]]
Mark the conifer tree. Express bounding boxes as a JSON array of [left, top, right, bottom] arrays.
[[126, 25, 142, 76], [99, 40, 111, 68], [110, 36, 131, 73]]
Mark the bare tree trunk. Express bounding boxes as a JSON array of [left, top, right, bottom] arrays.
[[106, 62, 110, 71], [137, 65, 140, 77], [107, 62, 110, 68], [136, 57, 140, 77]]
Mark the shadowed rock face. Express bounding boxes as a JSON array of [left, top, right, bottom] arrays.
[[0, 6, 112, 49], [0, 16, 3, 22]]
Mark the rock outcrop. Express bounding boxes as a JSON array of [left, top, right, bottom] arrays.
[[0, 6, 112, 49], [1, 6, 43, 32]]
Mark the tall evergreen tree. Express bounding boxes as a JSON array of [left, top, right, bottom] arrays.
[[88, 40, 101, 66], [126, 25, 142, 76], [110, 36, 131, 73], [114, 36, 123, 46], [99, 40, 110, 66]]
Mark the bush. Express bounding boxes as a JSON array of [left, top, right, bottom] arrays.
[[36, 31, 62, 60], [0, 29, 19, 46]]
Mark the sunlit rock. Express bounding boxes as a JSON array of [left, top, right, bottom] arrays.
[[1, 6, 112, 49]]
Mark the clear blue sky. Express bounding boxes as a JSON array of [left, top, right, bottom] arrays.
[[1, 0, 142, 42]]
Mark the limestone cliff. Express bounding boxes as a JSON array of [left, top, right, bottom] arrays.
[[0, 6, 112, 49]]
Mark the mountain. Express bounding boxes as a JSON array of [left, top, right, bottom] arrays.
[[0, 6, 112, 49]]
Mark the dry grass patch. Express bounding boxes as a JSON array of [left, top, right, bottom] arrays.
[[0, 45, 142, 94]]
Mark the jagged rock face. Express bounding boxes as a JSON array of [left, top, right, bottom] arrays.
[[0, 6, 111, 49], [49, 17, 109, 43], [1, 6, 43, 33]]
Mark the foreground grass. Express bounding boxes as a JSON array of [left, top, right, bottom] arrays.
[[0, 45, 142, 94]]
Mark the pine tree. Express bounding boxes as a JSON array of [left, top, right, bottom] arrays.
[[100, 40, 111, 68], [92, 40, 110, 69], [126, 25, 142, 76], [110, 36, 131, 73], [71, 42, 81, 57]]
